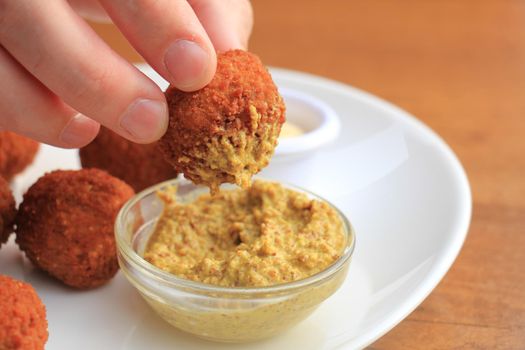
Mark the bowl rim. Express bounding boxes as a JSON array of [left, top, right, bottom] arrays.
[[275, 87, 341, 157], [115, 177, 356, 295]]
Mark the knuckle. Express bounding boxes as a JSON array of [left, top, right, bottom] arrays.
[[87, 63, 113, 92], [67, 62, 115, 110]]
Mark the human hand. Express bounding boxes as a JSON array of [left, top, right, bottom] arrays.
[[0, 0, 253, 148]]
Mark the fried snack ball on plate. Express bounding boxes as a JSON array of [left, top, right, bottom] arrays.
[[0, 176, 16, 246], [159, 49, 286, 193], [0, 132, 39, 181], [0, 274, 48, 350], [15, 169, 134, 289], [79, 127, 178, 192]]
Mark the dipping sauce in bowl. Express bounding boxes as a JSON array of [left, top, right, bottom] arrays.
[[280, 121, 305, 138], [115, 179, 355, 342], [144, 180, 345, 287]]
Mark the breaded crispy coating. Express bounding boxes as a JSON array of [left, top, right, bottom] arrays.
[[0, 132, 39, 181], [15, 169, 134, 289], [159, 50, 285, 193], [79, 127, 178, 192], [0, 176, 16, 246], [0, 274, 48, 350]]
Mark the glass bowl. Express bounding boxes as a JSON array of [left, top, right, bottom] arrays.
[[115, 178, 356, 342]]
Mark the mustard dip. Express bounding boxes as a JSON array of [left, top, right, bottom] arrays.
[[144, 180, 345, 287]]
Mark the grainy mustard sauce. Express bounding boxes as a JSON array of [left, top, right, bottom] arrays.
[[144, 180, 345, 287]]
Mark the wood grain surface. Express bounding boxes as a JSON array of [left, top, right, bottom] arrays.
[[90, 0, 525, 348]]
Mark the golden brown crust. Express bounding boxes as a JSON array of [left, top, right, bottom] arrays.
[[0, 132, 39, 181], [79, 127, 178, 192], [159, 50, 285, 190], [15, 169, 134, 289], [0, 176, 16, 246], [0, 274, 48, 350], [164, 50, 284, 133]]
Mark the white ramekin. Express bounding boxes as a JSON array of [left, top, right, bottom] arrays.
[[275, 87, 341, 160]]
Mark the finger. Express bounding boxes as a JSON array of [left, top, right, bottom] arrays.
[[0, 47, 99, 148], [0, 0, 167, 144], [67, 0, 111, 23], [188, 0, 253, 51], [99, 0, 217, 92]]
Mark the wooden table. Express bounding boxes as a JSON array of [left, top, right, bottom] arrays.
[[91, 0, 525, 348]]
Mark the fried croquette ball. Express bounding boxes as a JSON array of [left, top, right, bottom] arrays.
[[0, 132, 39, 181], [0, 274, 48, 350], [159, 50, 286, 193], [79, 127, 178, 192], [15, 169, 134, 289], [0, 176, 16, 246]]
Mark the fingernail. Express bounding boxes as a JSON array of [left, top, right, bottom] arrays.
[[119, 99, 168, 142], [165, 39, 210, 91], [60, 113, 98, 147]]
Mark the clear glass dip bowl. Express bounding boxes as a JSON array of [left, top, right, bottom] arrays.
[[115, 178, 356, 343]]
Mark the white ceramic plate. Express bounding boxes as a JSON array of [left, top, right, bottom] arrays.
[[0, 67, 471, 350]]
